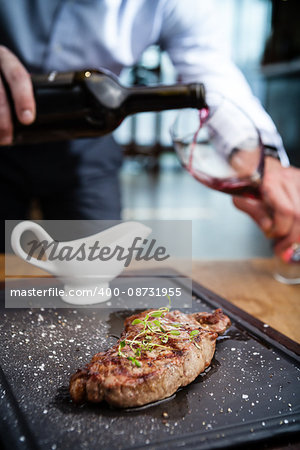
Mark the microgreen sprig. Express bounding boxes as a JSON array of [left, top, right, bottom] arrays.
[[117, 295, 201, 366], [118, 340, 126, 356], [189, 329, 201, 349]]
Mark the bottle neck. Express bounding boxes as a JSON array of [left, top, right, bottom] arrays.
[[123, 83, 206, 115]]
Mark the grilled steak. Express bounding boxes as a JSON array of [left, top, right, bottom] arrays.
[[69, 308, 230, 408]]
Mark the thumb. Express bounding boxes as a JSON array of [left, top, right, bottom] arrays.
[[233, 197, 273, 232]]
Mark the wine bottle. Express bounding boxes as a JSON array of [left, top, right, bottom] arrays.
[[10, 69, 207, 145]]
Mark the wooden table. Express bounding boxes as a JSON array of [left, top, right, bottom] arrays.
[[1, 255, 299, 343], [191, 259, 300, 344]]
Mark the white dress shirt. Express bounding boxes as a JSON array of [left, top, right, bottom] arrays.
[[0, 0, 287, 160]]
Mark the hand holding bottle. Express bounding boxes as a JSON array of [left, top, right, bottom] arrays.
[[0, 59, 206, 145], [0, 46, 36, 145]]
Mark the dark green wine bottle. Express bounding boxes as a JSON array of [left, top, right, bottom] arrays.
[[11, 69, 206, 145]]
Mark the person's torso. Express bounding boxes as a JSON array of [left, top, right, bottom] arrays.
[[0, 0, 165, 74]]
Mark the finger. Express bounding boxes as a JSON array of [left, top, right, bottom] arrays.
[[272, 167, 300, 255], [273, 223, 300, 256], [0, 46, 35, 124], [265, 188, 294, 237], [233, 197, 273, 232], [281, 168, 300, 222], [262, 182, 294, 238], [0, 74, 13, 144]]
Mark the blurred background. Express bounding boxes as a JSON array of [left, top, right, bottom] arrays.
[[113, 0, 300, 259]]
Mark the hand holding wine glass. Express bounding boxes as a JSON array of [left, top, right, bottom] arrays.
[[171, 96, 300, 283], [233, 157, 300, 255]]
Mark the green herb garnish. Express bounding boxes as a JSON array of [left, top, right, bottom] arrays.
[[118, 295, 201, 367]]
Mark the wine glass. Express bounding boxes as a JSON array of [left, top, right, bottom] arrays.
[[170, 97, 300, 284], [170, 97, 264, 199]]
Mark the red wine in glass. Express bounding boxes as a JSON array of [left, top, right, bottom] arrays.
[[171, 101, 300, 281], [172, 103, 264, 200], [189, 173, 262, 199]]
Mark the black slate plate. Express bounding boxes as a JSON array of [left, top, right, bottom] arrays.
[[0, 275, 299, 450]]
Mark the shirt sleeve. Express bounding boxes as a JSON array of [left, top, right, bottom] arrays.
[[158, 0, 288, 165]]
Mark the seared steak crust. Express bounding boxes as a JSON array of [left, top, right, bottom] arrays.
[[69, 308, 230, 408]]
